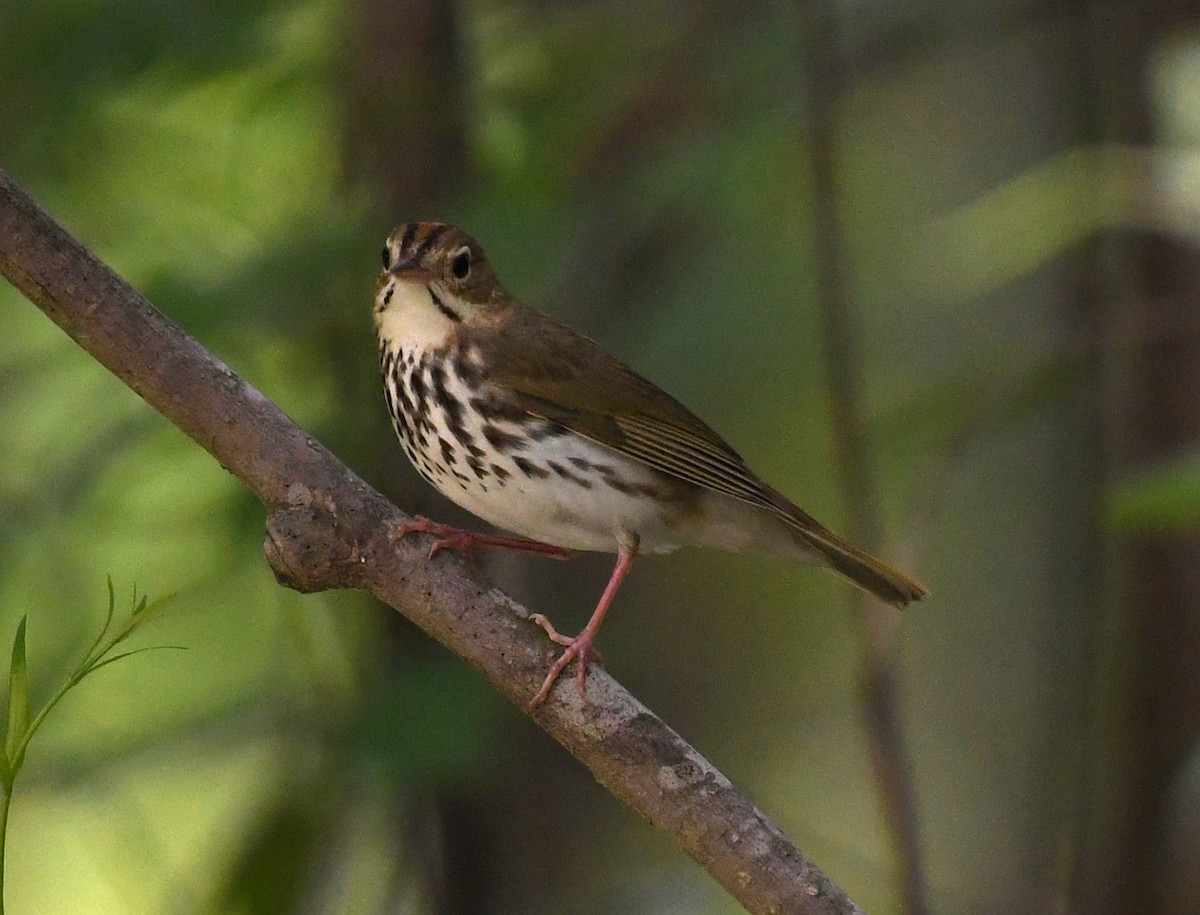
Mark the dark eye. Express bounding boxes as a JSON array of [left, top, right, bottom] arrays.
[[451, 248, 471, 280], [381, 245, 390, 269]]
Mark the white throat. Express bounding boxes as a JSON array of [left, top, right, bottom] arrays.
[[375, 277, 457, 354]]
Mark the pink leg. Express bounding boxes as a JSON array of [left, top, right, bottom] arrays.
[[394, 516, 576, 561], [528, 539, 638, 708]]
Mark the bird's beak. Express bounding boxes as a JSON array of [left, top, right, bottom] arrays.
[[388, 256, 431, 283]]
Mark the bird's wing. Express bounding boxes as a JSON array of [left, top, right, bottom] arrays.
[[481, 311, 780, 511]]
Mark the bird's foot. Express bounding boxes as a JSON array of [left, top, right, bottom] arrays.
[[529, 613, 605, 661], [528, 619, 603, 709], [393, 516, 577, 561]]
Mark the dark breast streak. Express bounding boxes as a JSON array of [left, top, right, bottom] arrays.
[[380, 341, 680, 511], [382, 343, 513, 494]]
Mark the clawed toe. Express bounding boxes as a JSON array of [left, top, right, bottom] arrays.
[[529, 613, 571, 647], [530, 614, 604, 661], [528, 627, 602, 709]]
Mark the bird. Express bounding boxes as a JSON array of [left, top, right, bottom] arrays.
[[373, 222, 928, 708]]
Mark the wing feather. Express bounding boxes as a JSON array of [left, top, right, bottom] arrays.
[[615, 414, 769, 505], [478, 309, 782, 510]]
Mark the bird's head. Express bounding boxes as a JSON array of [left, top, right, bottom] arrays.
[[374, 222, 509, 345]]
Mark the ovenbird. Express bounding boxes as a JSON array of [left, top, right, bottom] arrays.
[[374, 222, 928, 708]]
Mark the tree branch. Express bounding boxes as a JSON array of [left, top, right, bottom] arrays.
[[0, 168, 864, 915]]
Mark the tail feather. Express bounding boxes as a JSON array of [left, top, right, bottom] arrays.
[[771, 497, 929, 607], [808, 531, 929, 607]]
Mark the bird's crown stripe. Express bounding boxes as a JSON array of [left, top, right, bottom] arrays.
[[412, 223, 449, 260]]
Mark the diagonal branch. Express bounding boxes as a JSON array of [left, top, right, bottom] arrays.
[[0, 169, 863, 915]]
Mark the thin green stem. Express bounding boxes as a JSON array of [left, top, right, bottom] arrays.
[[0, 779, 9, 915], [10, 666, 94, 774]]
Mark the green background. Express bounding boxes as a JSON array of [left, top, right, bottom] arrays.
[[2, 1, 1199, 913]]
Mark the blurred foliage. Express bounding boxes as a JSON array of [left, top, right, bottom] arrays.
[[1110, 449, 1200, 531], [3, 0, 1200, 914]]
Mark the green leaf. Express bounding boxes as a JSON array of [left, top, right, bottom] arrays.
[[81, 577, 118, 669], [4, 619, 29, 765], [87, 645, 187, 674], [1109, 449, 1200, 532], [133, 592, 175, 622]]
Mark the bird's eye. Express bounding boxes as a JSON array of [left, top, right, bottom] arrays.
[[451, 248, 471, 280], [381, 245, 390, 269]]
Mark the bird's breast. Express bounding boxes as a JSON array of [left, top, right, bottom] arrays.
[[380, 344, 689, 553]]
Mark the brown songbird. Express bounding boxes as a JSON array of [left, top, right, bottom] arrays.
[[374, 222, 928, 707]]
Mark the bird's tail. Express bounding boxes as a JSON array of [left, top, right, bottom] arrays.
[[808, 529, 928, 607], [772, 497, 929, 607]]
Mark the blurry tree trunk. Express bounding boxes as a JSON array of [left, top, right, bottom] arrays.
[[341, 4, 486, 914], [343, 0, 468, 211], [1083, 2, 1200, 912], [1123, 255, 1200, 914], [333, 0, 473, 513], [798, 3, 929, 913]]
